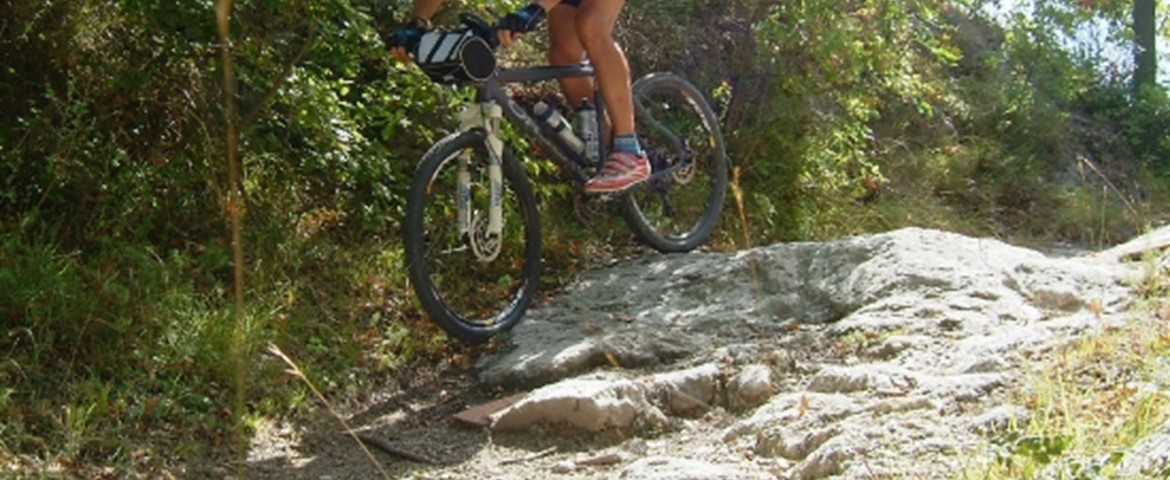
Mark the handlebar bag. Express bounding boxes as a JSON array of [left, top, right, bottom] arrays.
[[417, 29, 497, 84]]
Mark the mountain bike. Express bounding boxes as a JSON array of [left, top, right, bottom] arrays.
[[402, 14, 728, 342]]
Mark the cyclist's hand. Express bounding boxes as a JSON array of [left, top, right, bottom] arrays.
[[496, 3, 546, 47], [387, 20, 430, 64]]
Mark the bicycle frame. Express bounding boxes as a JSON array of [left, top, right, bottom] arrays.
[[450, 61, 696, 246], [476, 64, 605, 184], [451, 64, 602, 246]]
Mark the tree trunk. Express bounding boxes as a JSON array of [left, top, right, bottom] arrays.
[[1133, 0, 1157, 91]]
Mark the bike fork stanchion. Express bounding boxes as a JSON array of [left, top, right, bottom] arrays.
[[456, 154, 472, 243], [456, 101, 506, 261], [456, 106, 477, 244], [484, 102, 505, 243]]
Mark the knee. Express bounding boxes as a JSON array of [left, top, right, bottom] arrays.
[[574, 15, 614, 51], [548, 44, 582, 66]]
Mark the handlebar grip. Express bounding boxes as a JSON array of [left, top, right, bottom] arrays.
[[459, 13, 499, 49]]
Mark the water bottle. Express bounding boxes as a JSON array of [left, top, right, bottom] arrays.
[[576, 101, 600, 163], [533, 101, 584, 154]]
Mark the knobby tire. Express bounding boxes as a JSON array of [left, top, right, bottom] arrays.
[[403, 130, 541, 343], [621, 73, 729, 253]]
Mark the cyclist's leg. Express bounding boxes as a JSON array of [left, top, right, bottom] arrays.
[[576, 0, 649, 193], [574, 0, 634, 139], [547, 3, 592, 107]]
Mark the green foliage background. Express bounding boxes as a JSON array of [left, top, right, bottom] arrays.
[[0, 0, 1167, 474]]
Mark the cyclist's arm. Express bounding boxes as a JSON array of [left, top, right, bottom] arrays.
[[498, 0, 561, 47], [409, 0, 442, 25], [389, 0, 442, 63]]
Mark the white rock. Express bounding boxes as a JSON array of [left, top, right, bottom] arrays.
[[727, 364, 775, 411], [1117, 419, 1170, 477], [490, 375, 666, 433], [805, 364, 918, 394], [464, 226, 1146, 479], [967, 404, 1030, 434], [648, 363, 720, 415], [551, 460, 576, 474], [792, 433, 867, 480]]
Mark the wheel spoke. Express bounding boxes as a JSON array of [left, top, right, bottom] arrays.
[[622, 74, 728, 253], [404, 131, 541, 342]]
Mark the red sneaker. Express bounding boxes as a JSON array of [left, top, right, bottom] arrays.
[[584, 151, 650, 194]]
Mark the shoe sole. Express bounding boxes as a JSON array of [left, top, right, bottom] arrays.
[[584, 169, 650, 195]]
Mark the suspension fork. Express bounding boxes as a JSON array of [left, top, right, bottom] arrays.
[[457, 100, 506, 242]]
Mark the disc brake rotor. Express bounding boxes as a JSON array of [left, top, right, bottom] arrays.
[[469, 213, 501, 262], [672, 157, 697, 185]]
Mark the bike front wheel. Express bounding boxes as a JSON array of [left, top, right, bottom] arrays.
[[403, 130, 541, 343], [621, 73, 729, 253]]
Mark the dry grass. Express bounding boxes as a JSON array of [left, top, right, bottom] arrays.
[[960, 259, 1170, 479], [267, 343, 394, 480]]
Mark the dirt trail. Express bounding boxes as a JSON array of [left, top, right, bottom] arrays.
[[232, 227, 1170, 479]]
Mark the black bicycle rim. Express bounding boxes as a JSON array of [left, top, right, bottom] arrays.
[[622, 73, 728, 253], [404, 131, 541, 342]]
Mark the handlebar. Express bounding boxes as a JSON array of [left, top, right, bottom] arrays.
[[458, 13, 500, 50]]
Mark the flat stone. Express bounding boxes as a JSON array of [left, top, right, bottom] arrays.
[[489, 375, 666, 433], [452, 393, 526, 428], [648, 363, 720, 415], [453, 227, 1147, 480], [805, 364, 918, 394], [727, 364, 774, 411], [1117, 419, 1170, 477], [1100, 224, 1170, 262]]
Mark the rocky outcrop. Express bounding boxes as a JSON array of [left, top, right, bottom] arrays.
[[474, 227, 1149, 479], [479, 228, 1130, 387]]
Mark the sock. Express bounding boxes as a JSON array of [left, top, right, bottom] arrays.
[[613, 134, 643, 156]]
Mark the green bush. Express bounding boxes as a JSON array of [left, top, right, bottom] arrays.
[[0, 229, 230, 460], [1081, 81, 1170, 175], [0, 0, 462, 467]]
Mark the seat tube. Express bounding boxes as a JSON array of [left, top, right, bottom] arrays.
[[594, 90, 609, 160]]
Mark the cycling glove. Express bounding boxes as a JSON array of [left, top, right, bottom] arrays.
[[386, 18, 430, 53], [497, 4, 546, 34]]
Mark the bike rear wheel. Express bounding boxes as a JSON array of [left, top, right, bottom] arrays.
[[404, 130, 541, 343], [621, 73, 729, 253]]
